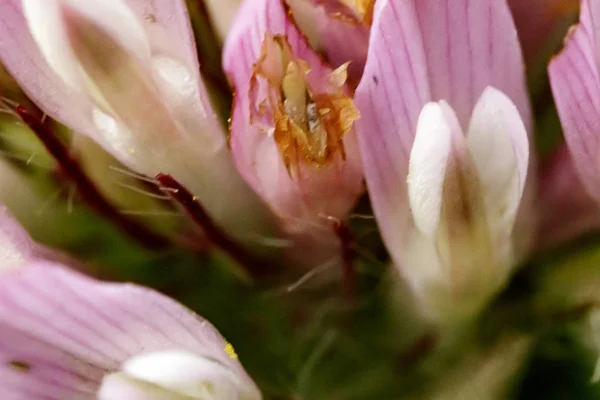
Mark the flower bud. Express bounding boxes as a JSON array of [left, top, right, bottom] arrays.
[[224, 0, 363, 268], [354, 0, 533, 321], [405, 89, 529, 319], [0, 0, 274, 240]]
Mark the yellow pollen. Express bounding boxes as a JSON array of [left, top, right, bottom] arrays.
[[224, 342, 238, 360], [250, 34, 359, 172]]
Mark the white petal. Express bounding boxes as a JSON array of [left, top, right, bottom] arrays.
[[122, 350, 257, 399], [22, 0, 149, 92], [22, 0, 81, 91], [98, 373, 192, 400], [467, 86, 529, 233], [61, 0, 149, 61], [408, 101, 463, 238]]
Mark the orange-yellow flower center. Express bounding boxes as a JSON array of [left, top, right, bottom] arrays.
[[317, 0, 375, 24], [340, 0, 375, 22], [250, 34, 359, 172]]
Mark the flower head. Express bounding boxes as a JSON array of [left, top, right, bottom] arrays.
[[224, 0, 364, 267], [0, 210, 261, 399], [354, 0, 532, 320]]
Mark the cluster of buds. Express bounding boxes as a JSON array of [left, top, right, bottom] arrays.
[[2, 0, 600, 397]]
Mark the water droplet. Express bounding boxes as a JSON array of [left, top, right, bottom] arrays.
[[152, 56, 196, 98], [92, 108, 136, 164], [0, 232, 25, 271]]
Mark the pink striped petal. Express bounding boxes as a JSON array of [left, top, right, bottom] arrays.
[[0, 262, 260, 399], [223, 0, 363, 239], [353, 0, 429, 268], [354, 0, 531, 272], [548, 0, 600, 202], [0, 1, 99, 150], [413, 0, 530, 127]]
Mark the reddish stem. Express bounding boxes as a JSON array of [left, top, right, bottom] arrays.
[[396, 333, 438, 371], [155, 173, 274, 278], [334, 221, 357, 299], [16, 105, 170, 250]]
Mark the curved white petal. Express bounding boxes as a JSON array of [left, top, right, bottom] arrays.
[[122, 350, 257, 399], [98, 373, 192, 400], [467, 86, 529, 234], [408, 101, 462, 238]]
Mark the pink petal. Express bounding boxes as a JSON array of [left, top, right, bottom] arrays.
[[122, 0, 223, 141], [548, 0, 600, 202], [224, 0, 325, 105], [413, 0, 530, 127], [318, 20, 369, 86], [0, 262, 259, 399], [287, 0, 371, 85], [537, 146, 600, 248], [353, 0, 431, 269], [0, 1, 99, 148], [223, 0, 363, 227], [354, 0, 531, 269]]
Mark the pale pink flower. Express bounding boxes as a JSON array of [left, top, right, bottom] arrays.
[[353, 0, 533, 320]]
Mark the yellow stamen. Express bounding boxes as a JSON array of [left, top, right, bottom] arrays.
[[250, 35, 359, 173]]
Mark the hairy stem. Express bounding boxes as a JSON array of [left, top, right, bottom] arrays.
[[156, 173, 274, 278], [16, 105, 170, 250]]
